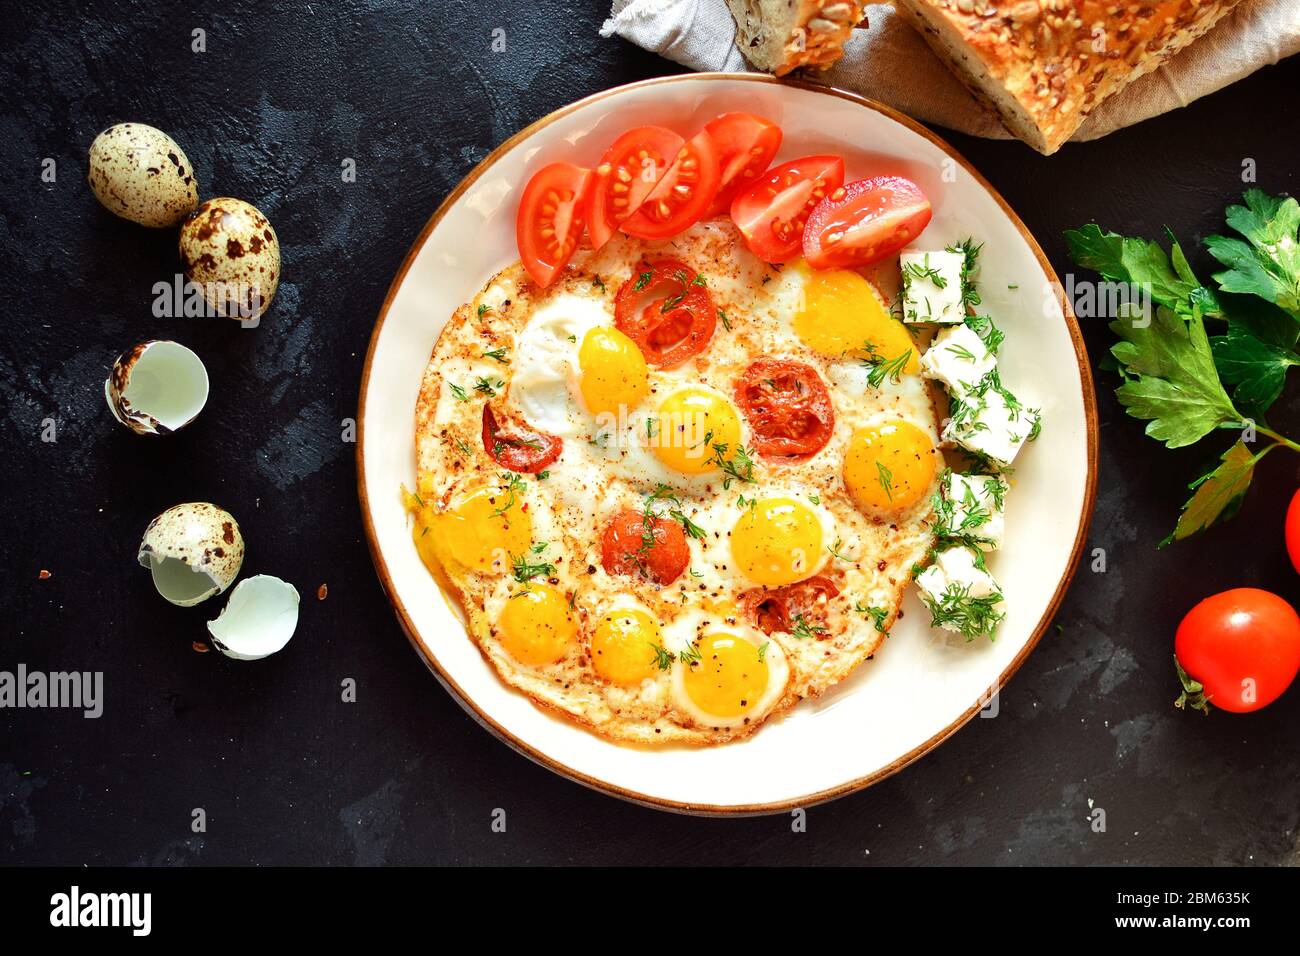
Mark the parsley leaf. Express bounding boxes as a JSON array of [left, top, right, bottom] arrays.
[[1109, 306, 1242, 448], [1065, 224, 1219, 316], [1205, 189, 1300, 320], [1163, 440, 1268, 546], [1210, 321, 1300, 416]]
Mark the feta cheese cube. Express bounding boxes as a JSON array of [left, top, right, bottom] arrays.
[[943, 378, 1040, 469], [920, 322, 996, 395], [914, 545, 1005, 640], [900, 249, 966, 324], [933, 470, 1007, 550]]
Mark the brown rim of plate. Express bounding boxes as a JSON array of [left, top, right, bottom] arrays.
[[356, 72, 1100, 817]]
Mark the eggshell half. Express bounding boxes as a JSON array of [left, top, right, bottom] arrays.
[[105, 340, 208, 436], [138, 502, 244, 606], [207, 575, 300, 660]]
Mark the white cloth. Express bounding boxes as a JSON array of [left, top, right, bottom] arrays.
[[600, 0, 1300, 143]]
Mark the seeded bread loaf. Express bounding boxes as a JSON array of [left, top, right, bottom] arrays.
[[726, 0, 869, 75], [891, 0, 1247, 154]]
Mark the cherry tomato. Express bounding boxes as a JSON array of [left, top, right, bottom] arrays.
[[730, 155, 844, 263], [614, 258, 717, 368], [481, 405, 562, 474], [600, 508, 689, 585], [734, 359, 835, 460], [620, 130, 721, 240], [1286, 488, 1300, 575], [803, 175, 933, 270], [740, 576, 840, 636], [515, 162, 591, 289], [703, 112, 782, 217], [585, 126, 683, 250], [1174, 587, 1300, 714]]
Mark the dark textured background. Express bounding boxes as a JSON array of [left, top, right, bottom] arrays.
[[2, 0, 1298, 866]]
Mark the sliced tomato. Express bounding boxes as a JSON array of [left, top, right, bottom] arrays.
[[515, 162, 591, 289], [703, 112, 782, 217], [803, 176, 933, 270], [481, 405, 562, 474], [600, 508, 689, 585], [740, 576, 840, 637], [734, 359, 835, 460], [614, 258, 717, 367], [620, 130, 720, 240], [730, 155, 844, 263], [585, 126, 683, 250]]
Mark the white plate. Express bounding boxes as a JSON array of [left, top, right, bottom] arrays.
[[358, 75, 1098, 814]]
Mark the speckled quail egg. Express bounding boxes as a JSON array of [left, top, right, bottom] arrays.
[[178, 197, 280, 321], [87, 123, 199, 227], [138, 502, 244, 606], [104, 340, 208, 436]]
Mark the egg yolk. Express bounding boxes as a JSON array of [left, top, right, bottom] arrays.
[[843, 421, 938, 513], [590, 608, 662, 686], [497, 583, 577, 667], [652, 387, 742, 475], [682, 632, 769, 719], [434, 485, 533, 573], [794, 268, 919, 372], [730, 496, 824, 585], [578, 327, 650, 419]]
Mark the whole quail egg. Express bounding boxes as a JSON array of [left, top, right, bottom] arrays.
[[87, 123, 199, 227], [138, 502, 244, 606], [179, 197, 280, 322]]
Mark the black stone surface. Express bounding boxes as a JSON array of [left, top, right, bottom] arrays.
[[2, 0, 1299, 866]]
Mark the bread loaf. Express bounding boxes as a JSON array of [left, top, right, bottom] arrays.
[[891, 0, 1247, 154], [726, 0, 869, 75]]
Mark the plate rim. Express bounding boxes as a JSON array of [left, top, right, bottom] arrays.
[[356, 72, 1100, 816]]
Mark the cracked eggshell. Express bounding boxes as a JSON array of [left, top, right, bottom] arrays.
[[179, 197, 280, 322], [105, 340, 208, 436], [87, 123, 199, 227], [207, 575, 300, 660], [137, 503, 244, 607]]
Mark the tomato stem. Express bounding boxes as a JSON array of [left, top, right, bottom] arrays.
[[1173, 657, 1211, 715]]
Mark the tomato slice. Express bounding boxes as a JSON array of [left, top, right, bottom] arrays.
[[703, 112, 782, 217], [740, 576, 840, 636], [515, 162, 591, 289], [600, 508, 689, 586], [614, 258, 717, 368], [481, 405, 562, 474], [620, 130, 721, 240], [729, 155, 844, 263], [585, 126, 684, 250], [803, 176, 933, 270], [734, 359, 835, 459]]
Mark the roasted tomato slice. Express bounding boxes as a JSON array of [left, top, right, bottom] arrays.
[[734, 359, 835, 459], [614, 258, 717, 368], [585, 126, 684, 250], [703, 112, 782, 217], [803, 176, 933, 270], [516, 161, 592, 289], [481, 405, 562, 474], [740, 576, 841, 637], [730, 155, 844, 263], [600, 508, 689, 585], [620, 130, 721, 240]]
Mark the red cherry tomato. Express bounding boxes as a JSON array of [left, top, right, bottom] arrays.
[[481, 405, 562, 474], [734, 359, 835, 460], [1174, 587, 1300, 714], [585, 126, 684, 250], [1286, 488, 1300, 575], [600, 508, 689, 585], [515, 162, 591, 288], [703, 112, 782, 217], [729, 155, 844, 263], [614, 258, 717, 368], [803, 176, 933, 270], [740, 576, 840, 636], [620, 130, 721, 240]]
